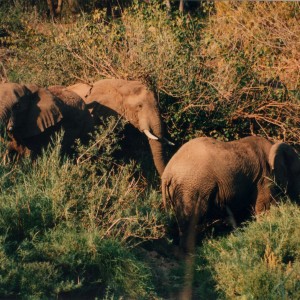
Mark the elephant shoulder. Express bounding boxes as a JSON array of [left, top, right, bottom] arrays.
[[182, 137, 222, 152], [238, 136, 272, 148]]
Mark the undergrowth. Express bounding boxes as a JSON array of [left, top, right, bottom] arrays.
[[196, 202, 300, 299], [0, 122, 165, 299]]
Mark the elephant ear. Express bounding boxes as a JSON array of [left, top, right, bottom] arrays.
[[0, 83, 30, 123], [269, 142, 300, 189], [20, 87, 63, 138]]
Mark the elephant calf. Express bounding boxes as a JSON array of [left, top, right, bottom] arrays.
[[162, 136, 300, 252]]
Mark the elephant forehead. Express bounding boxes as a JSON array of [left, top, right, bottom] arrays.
[[119, 81, 145, 96], [124, 90, 158, 109], [93, 79, 141, 91], [95, 79, 149, 98]]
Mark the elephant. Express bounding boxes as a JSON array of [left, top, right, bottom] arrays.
[[0, 82, 93, 159], [67, 79, 173, 176], [161, 136, 300, 252]]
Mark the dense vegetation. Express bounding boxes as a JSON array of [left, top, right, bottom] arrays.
[[0, 1, 299, 298]]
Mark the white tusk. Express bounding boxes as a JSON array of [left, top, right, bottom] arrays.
[[143, 130, 159, 140], [163, 138, 175, 146]]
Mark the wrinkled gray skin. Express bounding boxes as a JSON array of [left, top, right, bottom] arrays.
[[0, 83, 93, 158], [67, 79, 172, 176], [162, 136, 300, 252]]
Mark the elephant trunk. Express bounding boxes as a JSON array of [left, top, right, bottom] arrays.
[[145, 120, 167, 176], [149, 138, 166, 176]]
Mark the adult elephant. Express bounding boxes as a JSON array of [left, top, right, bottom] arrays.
[[67, 79, 173, 176], [0, 82, 93, 158], [162, 136, 300, 252]]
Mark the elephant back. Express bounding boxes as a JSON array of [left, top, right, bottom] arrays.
[[48, 85, 94, 136]]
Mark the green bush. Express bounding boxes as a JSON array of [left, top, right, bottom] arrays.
[[197, 202, 300, 299], [0, 123, 165, 298]]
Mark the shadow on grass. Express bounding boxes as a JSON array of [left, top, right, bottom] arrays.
[[138, 234, 221, 300]]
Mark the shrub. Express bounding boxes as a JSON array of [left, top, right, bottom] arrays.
[[0, 122, 165, 298], [2, 2, 299, 146], [199, 2, 300, 144], [197, 202, 300, 299], [1, 3, 300, 296]]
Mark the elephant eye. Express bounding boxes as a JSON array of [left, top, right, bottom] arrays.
[[13, 103, 21, 110]]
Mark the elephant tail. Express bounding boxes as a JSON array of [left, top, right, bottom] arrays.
[[162, 177, 172, 210], [162, 180, 167, 210]]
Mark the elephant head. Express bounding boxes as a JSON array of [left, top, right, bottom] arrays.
[[68, 79, 173, 175], [269, 142, 300, 201], [0, 83, 33, 127]]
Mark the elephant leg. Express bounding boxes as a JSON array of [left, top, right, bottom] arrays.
[[61, 133, 76, 156], [178, 192, 205, 300], [47, 0, 55, 17], [255, 185, 273, 215], [179, 0, 185, 13], [55, 0, 63, 14], [176, 189, 207, 254]]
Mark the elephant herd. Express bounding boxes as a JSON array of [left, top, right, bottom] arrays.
[[1, 79, 300, 253], [0, 79, 172, 175]]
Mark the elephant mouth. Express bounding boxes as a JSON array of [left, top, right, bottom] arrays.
[[143, 129, 159, 140]]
